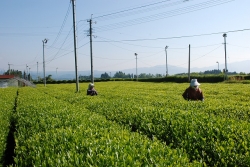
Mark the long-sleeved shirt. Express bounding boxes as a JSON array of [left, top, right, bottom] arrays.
[[182, 86, 204, 101], [87, 88, 98, 96]]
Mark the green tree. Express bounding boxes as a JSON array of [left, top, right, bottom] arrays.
[[114, 71, 126, 78], [239, 72, 246, 75], [4, 69, 22, 78], [139, 73, 147, 78], [46, 75, 53, 81], [155, 74, 163, 78], [101, 72, 110, 79]]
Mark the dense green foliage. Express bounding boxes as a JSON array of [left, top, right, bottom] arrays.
[[10, 85, 199, 166], [40, 82, 250, 166], [0, 88, 17, 166], [1, 82, 250, 166]]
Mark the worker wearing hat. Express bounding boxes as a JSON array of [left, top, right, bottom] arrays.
[[182, 79, 204, 101], [87, 83, 98, 96]]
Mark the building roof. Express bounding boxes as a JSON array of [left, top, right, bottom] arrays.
[[0, 75, 15, 79]]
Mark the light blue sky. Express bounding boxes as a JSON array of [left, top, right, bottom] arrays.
[[1, 0, 250, 75]]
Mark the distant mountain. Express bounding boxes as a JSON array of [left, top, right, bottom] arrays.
[[190, 60, 250, 74], [121, 65, 187, 75], [30, 60, 249, 80], [225, 60, 250, 73], [121, 60, 250, 75]]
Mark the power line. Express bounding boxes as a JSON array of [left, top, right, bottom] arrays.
[[46, 21, 89, 61], [96, 36, 164, 49], [49, 2, 72, 47], [46, 27, 73, 64], [174, 44, 223, 67], [9, 2, 74, 70], [191, 45, 222, 61], [94, 28, 250, 42], [97, 36, 222, 49], [227, 44, 250, 49], [78, 42, 90, 49], [92, 0, 173, 20], [11, 27, 249, 70], [93, 0, 235, 32]]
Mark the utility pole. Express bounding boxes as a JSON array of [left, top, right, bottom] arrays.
[[42, 38, 48, 86], [88, 18, 94, 84], [56, 68, 58, 81], [71, 0, 79, 92], [216, 61, 219, 71], [165, 46, 168, 76], [37, 62, 38, 82], [188, 44, 191, 82], [223, 33, 227, 80], [29, 68, 31, 81], [8, 63, 12, 75], [135, 53, 138, 81], [26, 64, 28, 80]]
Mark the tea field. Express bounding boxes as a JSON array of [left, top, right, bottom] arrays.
[[1, 81, 249, 166]]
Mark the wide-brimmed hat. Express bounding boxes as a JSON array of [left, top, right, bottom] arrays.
[[190, 79, 200, 86], [89, 83, 94, 87]]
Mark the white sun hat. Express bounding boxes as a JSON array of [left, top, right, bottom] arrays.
[[190, 79, 200, 86]]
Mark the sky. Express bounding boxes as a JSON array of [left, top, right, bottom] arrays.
[[1, 0, 250, 76]]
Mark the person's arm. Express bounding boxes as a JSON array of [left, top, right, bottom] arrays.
[[182, 89, 188, 100], [201, 92, 204, 101], [199, 89, 204, 101], [87, 89, 94, 95]]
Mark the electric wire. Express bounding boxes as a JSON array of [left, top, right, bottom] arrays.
[[175, 44, 223, 67], [93, 0, 235, 32], [94, 28, 250, 42], [49, 2, 72, 48], [11, 2, 73, 69], [46, 27, 73, 64], [5, 0, 248, 73], [227, 44, 250, 49], [46, 21, 89, 62], [96, 36, 165, 49], [93, 0, 177, 20]]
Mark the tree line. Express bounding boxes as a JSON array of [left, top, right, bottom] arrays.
[[2, 69, 250, 82], [80, 71, 164, 80]]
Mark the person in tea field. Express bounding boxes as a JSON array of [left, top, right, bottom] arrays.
[[182, 79, 204, 101], [87, 83, 98, 96]]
